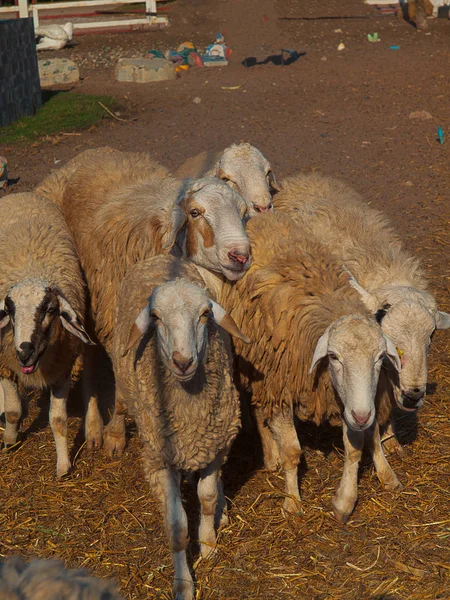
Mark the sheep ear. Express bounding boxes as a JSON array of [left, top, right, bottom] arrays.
[[210, 299, 250, 343], [267, 170, 280, 192], [216, 167, 232, 182], [436, 311, 450, 330], [123, 306, 151, 357], [310, 326, 330, 374], [0, 300, 10, 330], [344, 267, 380, 312], [162, 202, 187, 251], [58, 296, 95, 345], [383, 334, 402, 372]]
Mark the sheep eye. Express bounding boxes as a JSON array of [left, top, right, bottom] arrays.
[[151, 313, 161, 322], [190, 209, 201, 218], [47, 306, 57, 315], [329, 353, 339, 361]]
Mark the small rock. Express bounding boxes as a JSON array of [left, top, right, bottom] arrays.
[[193, 97, 201, 104], [38, 58, 80, 87], [321, 56, 327, 61], [115, 58, 176, 83], [409, 110, 432, 120]]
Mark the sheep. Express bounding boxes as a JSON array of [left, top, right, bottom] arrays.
[[35, 23, 74, 51], [0, 193, 93, 476], [175, 142, 280, 216], [273, 172, 450, 452], [219, 213, 402, 522], [106, 255, 245, 600], [0, 555, 123, 599], [36, 149, 251, 448]]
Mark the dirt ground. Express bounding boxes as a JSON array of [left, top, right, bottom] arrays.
[[1, 0, 450, 598]]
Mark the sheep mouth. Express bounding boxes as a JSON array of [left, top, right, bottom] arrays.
[[169, 367, 197, 382], [20, 361, 39, 375], [395, 394, 424, 412], [220, 263, 249, 280]]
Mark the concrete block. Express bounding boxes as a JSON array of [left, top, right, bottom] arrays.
[[115, 58, 176, 83], [38, 58, 80, 88]]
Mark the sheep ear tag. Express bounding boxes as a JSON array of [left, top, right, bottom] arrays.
[[123, 306, 151, 357], [210, 300, 250, 343]]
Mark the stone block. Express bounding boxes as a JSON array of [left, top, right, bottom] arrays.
[[115, 58, 176, 83], [38, 58, 80, 88]]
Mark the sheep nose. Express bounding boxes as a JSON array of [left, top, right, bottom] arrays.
[[351, 410, 372, 428], [402, 387, 425, 409], [227, 249, 249, 265], [253, 203, 273, 213], [172, 352, 194, 374], [18, 342, 35, 364]]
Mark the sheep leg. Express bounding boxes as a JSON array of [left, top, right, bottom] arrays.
[[413, 0, 429, 30], [332, 422, 364, 523], [216, 477, 229, 527], [268, 407, 302, 514], [367, 421, 403, 491], [198, 456, 222, 558], [1, 379, 22, 448], [82, 345, 104, 451], [381, 418, 404, 457], [254, 405, 280, 471], [151, 467, 194, 600], [50, 380, 71, 477], [103, 388, 127, 457]]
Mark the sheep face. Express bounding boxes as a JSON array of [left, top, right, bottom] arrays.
[[215, 143, 279, 216], [375, 292, 450, 412], [310, 315, 401, 431], [181, 178, 251, 281], [0, 280, 93, 375], [349, 278, 450, 412], [123, 279, 249, 380]]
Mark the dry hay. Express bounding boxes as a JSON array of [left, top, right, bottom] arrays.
[[0, 228, 450, 600]]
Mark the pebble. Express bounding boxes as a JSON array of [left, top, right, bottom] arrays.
[[193, 97, 202, 104]]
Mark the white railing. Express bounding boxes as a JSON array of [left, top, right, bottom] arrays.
[[0, 0, 168, 32]]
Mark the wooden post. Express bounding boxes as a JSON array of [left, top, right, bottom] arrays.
[[18, 0, 28, 18]]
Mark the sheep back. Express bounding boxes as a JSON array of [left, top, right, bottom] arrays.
[[41, 150, 183, 351], [274, 172, 426, 292], [220, 212, 392, 426], [112, 255, 241, 474]]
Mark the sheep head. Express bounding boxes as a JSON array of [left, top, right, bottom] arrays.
[[310, 314, 400, 431], [215, 143, 279, 216], [123, 279, 249, 381], [347, 272, 450, 413], [167, 177, 251, 282], [0, 280, 93, 375]]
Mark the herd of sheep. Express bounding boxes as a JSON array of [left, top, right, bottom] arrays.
[[0, 142, 447, 599]]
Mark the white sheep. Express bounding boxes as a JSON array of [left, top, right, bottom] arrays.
[[0, 555, 123, 599], [176, 142, 280, 215], [220, 213, 402, 521], [105, 255, 246, 600], [0, 193, 93, 476], [37, 149, 251, 448], [274, 172, 450, 450]]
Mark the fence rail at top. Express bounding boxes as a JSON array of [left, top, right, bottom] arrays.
[[0, 0, 168, 33]]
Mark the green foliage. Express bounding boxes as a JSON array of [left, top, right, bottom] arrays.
[[1, 92, 117, 145]]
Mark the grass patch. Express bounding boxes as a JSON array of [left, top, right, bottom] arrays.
[[1, 92, 118, 145]]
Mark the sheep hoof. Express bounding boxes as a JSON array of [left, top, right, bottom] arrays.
[[332, 496, 354, 524], [218, 510, 229, 527], [85, 416, 104, 452], [173, 580, 194, 600], [263, 457, 279, 471], [103, 430, 126, 458], [333, 507, 350, 524], [382, 436, 404, 457], [86, 434, 103, 452], [283, 496, 303, 515], [56, 463, 72, 478], [200, 541, 217, 559], [384, 477, 403, 492], [1, 440, 20, 453]]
